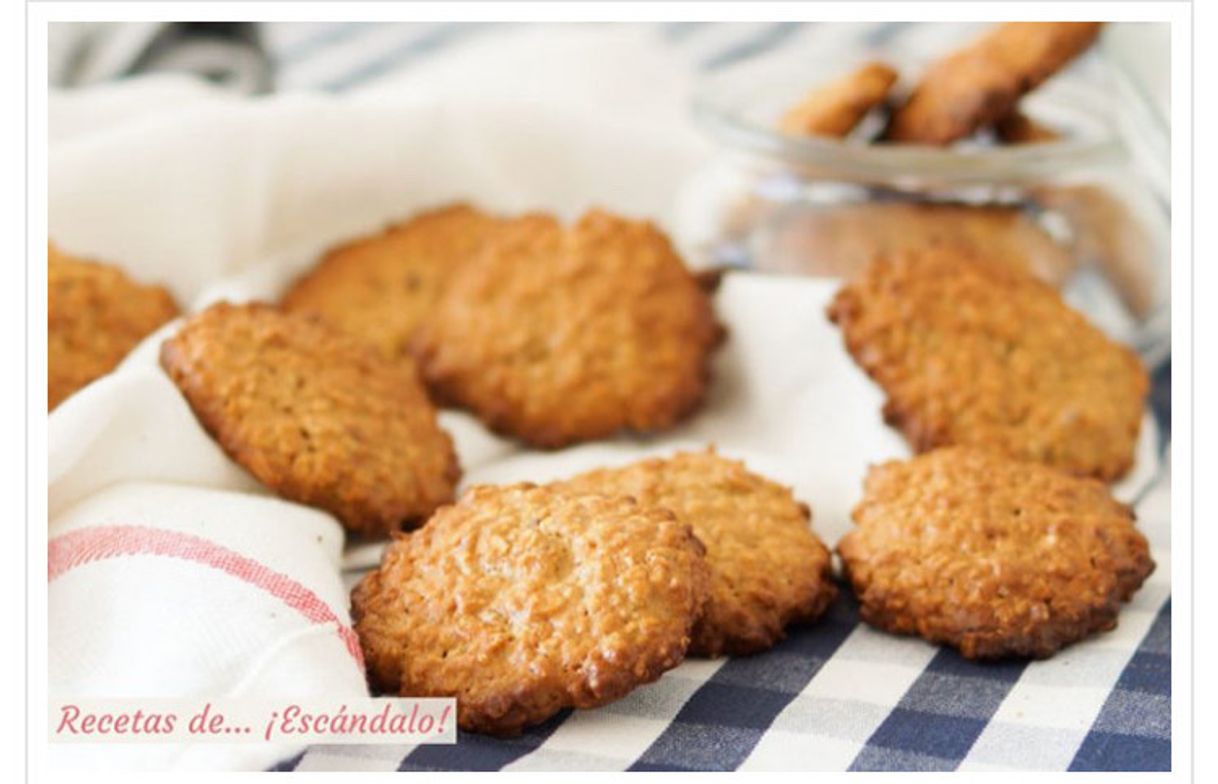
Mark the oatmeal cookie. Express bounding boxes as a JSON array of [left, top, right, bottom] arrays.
[[281, 203, 502, 361], [838, 448, 1155, 659], [827, 249, 1147, 481], [48, 242, 180, 410], [886, 22, 1102, 145], [779, 61, 899, 138], [351, 483, 710, 735], [411, 209, 723, 448], [555, 449, 836, 657], [160, 302, 459, 536]]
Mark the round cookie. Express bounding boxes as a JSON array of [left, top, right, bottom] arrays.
[[827, 249, 1148, 481], [555, 450, 836, 657], [281, 203, 503, 361], [48, 242, 180, 410], [159, 302, 459, 537], [838, 448, 1155, 659], [411, 209, 724, 448], [351, 483, 710, 735]]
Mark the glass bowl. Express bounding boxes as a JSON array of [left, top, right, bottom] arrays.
[[679, 44, 1170, 364]]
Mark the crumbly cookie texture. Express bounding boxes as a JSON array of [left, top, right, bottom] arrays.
[[555, 449, 837, 657], [48, 242, 180, 410], [838, 448, 1154, 659], [411, 209, 724, 448], [351, 483, 711, 735], [160, 302, 459, 537], [779, 61, 899, 138], [827, 249, 1147, 481], [886, 22, 1102, 145], [281, 203, 502, 362]]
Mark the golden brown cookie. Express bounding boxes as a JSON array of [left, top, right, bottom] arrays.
[[555, 449, 836, 657], [280, 203, 502, 361], [886, 22, 1102, 145], [779, 61, 899, 138], [351, 483, 711, 735], [838, 448, 1154, 659], [160, 302, 459, 537], [411, 209, 724, 448], [827, 249, 1147, 481], [48, 242, 180, 410], [759, 201, 1075, 286]]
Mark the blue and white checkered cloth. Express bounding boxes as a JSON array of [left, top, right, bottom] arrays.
[[256, 22, 1171, 772], [281, 565, 1170, 772]]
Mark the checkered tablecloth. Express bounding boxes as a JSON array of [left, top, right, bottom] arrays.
[[241, 22, 1171, 772]]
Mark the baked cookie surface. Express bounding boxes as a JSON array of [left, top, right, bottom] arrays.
[[412, 209, 723, 448], [886, 22, 1102, 145], [828, 249, 1147, 481], [48, 243, 180, 410], [351, 483, 710, 735], [160, 302, 459, 536], [281, 203, 502, 361], [838, 448, 1154, 659], [779, 61, 899, 138], [555, 450, 836, 657]]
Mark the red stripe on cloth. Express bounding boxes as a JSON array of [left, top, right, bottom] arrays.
[[48, 524, 364, 668]]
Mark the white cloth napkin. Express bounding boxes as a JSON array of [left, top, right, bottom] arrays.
[[47, 70, 1162, 772], [48, 482, 362, 771], [46, 67, 712, 771]]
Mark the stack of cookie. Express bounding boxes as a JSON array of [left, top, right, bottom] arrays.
[[779, 22, 1104, 145], [766, 22, 1161, 318], [353, 450, 838, 735], [48, 193, 1155, 739], [48, 205, 725, 535], [127, 206, 719, 541], [346, 214, 1152, 737], [149, 205, 840, 735], [283, 204, 724, 450]]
